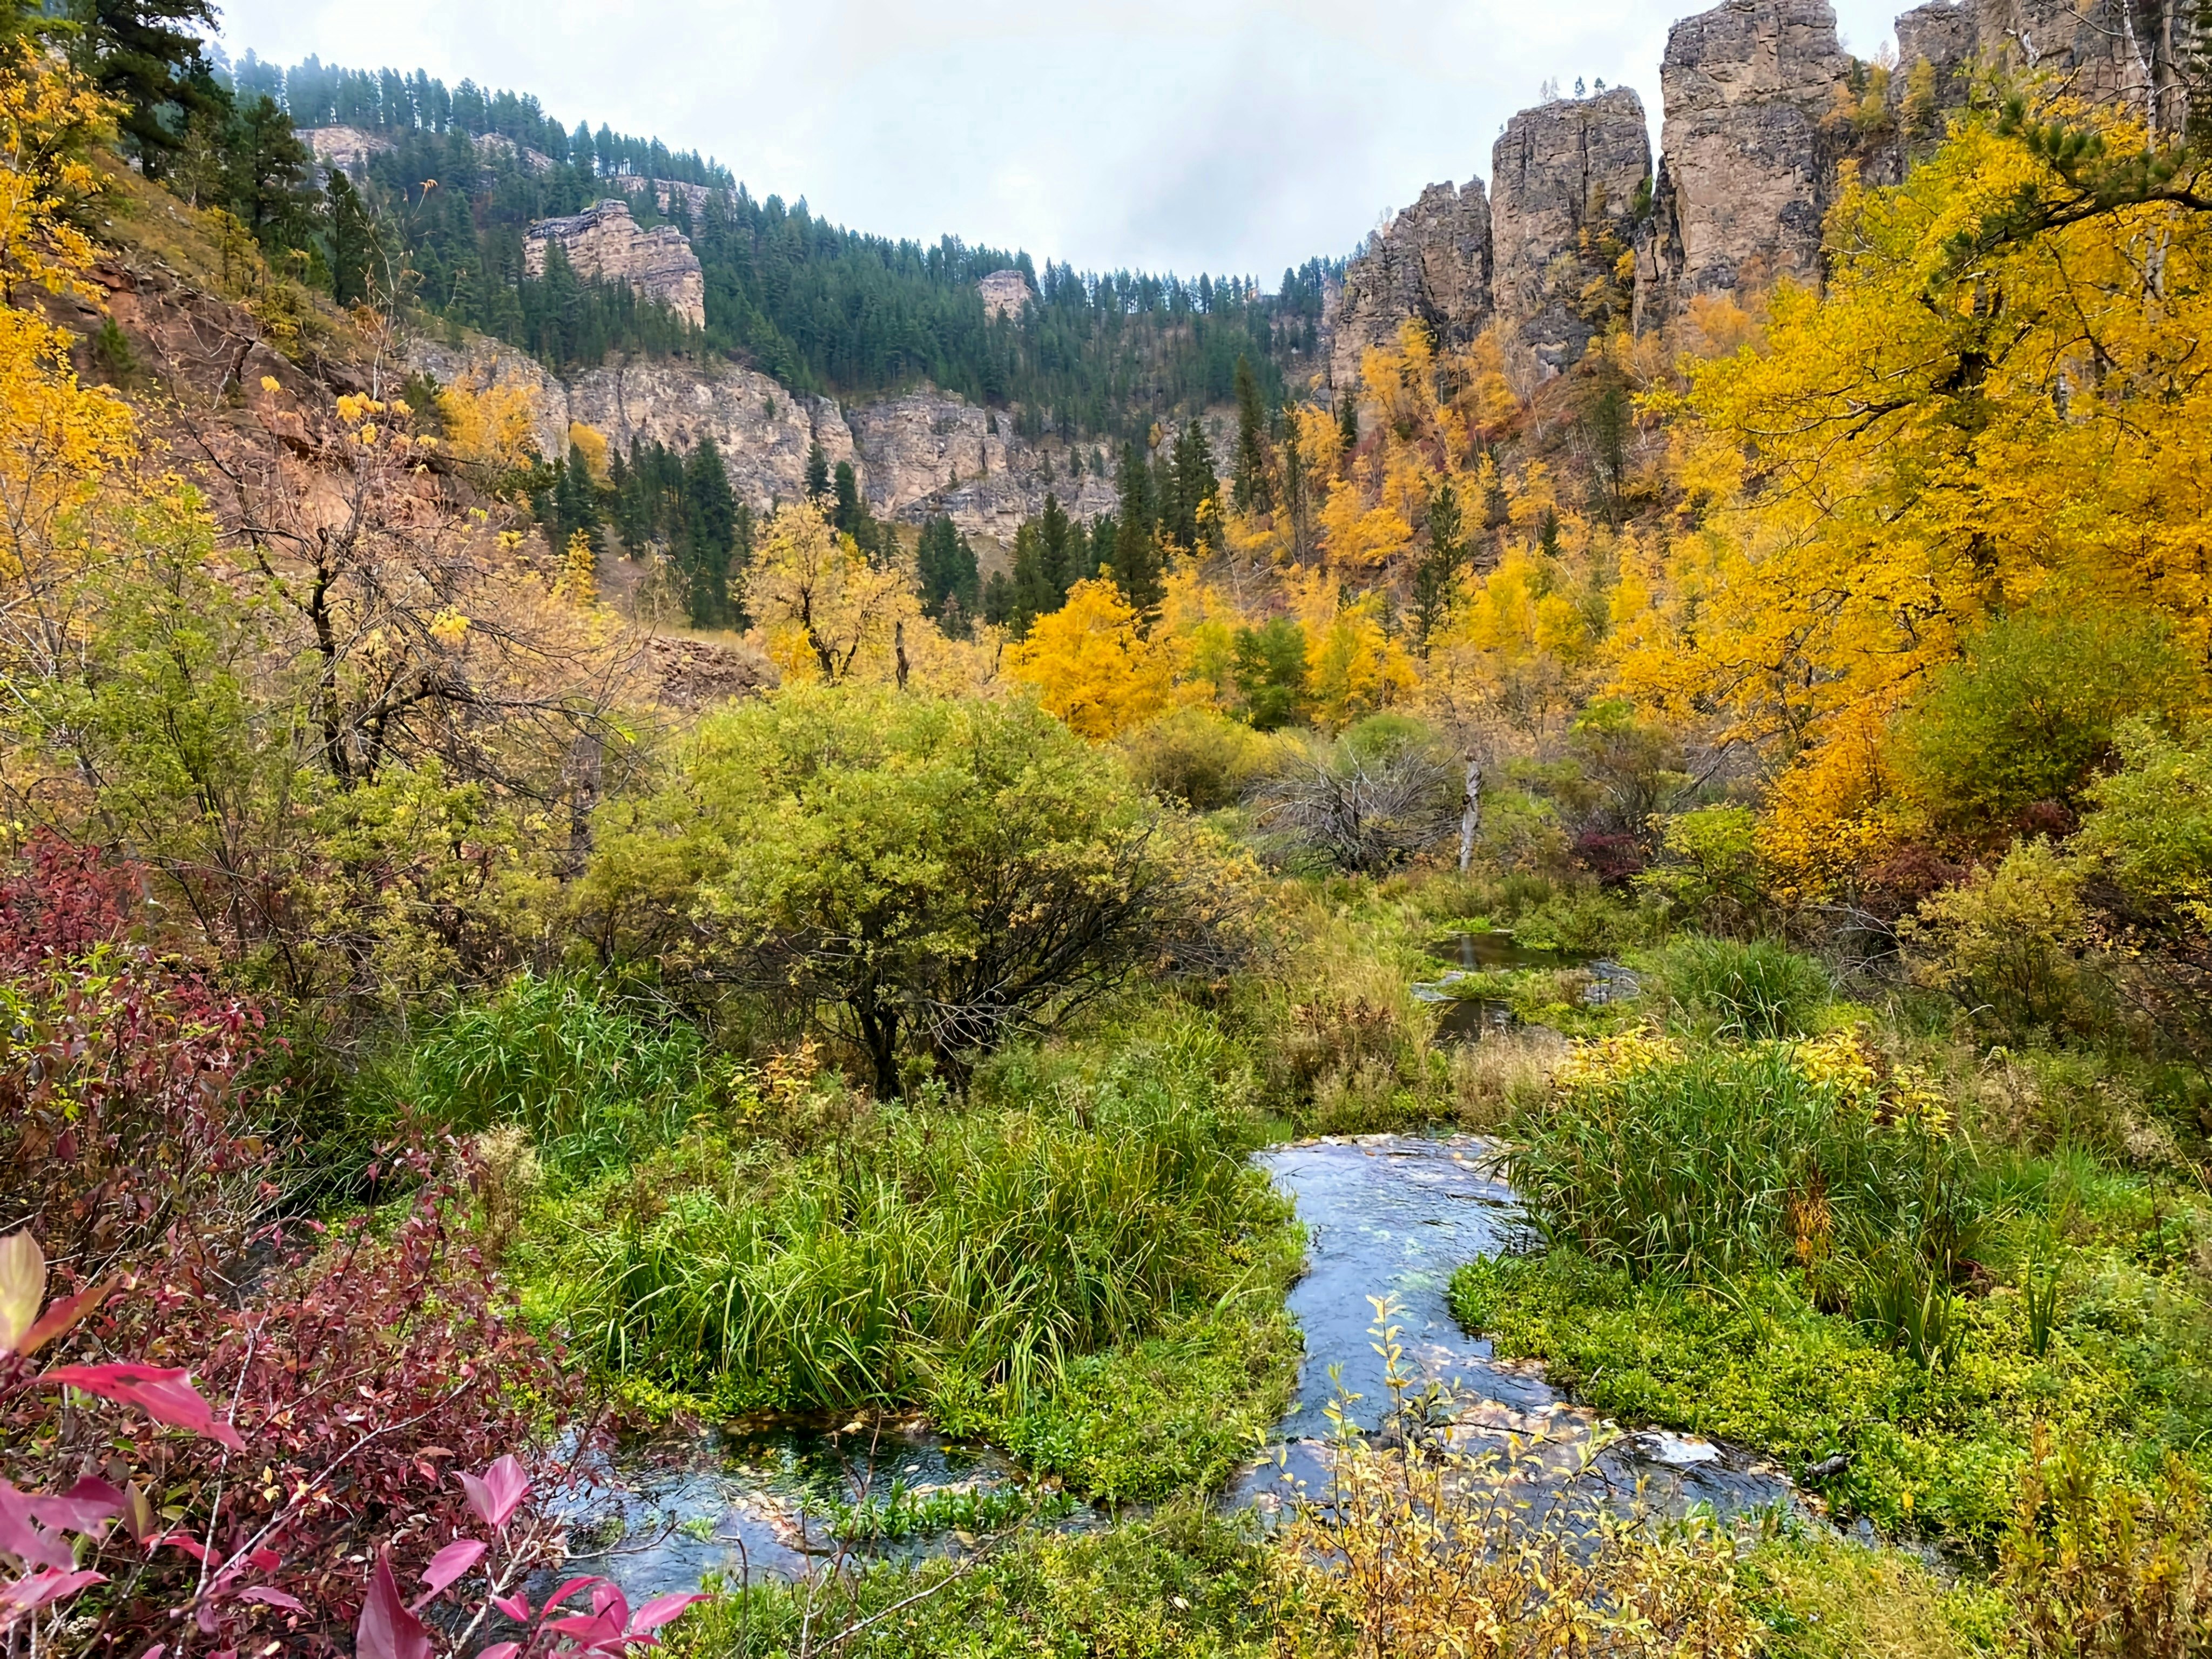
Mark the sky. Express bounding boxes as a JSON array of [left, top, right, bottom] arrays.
[[211, 0, 1908, 284]]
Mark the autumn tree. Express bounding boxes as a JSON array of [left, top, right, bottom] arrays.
[[742, 501, 921, 683], [1003, 577, 1172, 740]]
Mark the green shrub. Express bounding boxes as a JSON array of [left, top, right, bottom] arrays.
[[1118, 706, 1278, 812], [1893, 599, 2196, 835], [1647, 936, 1833, 1039], [1904, 839, 2102, 1041]]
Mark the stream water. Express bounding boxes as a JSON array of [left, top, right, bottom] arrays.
[[1228, 1135, 1797, 1523], [1414, 930, 1642, 1042], [564, 1130, 1795, 1600]]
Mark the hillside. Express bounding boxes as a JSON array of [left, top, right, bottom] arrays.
[[5, 3, 2212, 1658]]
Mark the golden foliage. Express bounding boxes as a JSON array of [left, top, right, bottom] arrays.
[[0, 46, 111, 304], [744, 502, 925, 685], [1615, 109, 2212, 882], [1003, 576, 1171, 739]]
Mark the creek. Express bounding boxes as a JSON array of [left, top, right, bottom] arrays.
[[1229, 1135, 1796, 1523]]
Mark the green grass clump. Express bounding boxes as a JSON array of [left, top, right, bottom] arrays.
[[529, 1021, 1297, 1483], [1741, 1529, 2011, 1657], [1503, 1039, 1971, 1279], [664, 1499, 1270, 1659], [376, 971, 723, 1176], [1451, 1245, 2212, 1549], [810, 1482, 1077, 1545], [1645, 936, 1834, 1040]]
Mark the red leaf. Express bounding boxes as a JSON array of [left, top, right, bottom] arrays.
[[628, 1593, 706, 1635], [408, 1537, 486, 1611], [239, 1587, 305, 1613], [0, 1568, 107, 1629], [149, 1530, 214, 1563], [247, 1548, 280, 1572], [18, 1278, 112, 1357], [356, 1556, 431, 1659], [541, 1575, 602, 1613], [478, 1645, 520, 1659], [29, 1476, 124, 1535], [0, 1482, 75, 1571], [493, 1593, 531, 1622], [41, 1365, 246, 1451], [456, 1455, 529, 1533]]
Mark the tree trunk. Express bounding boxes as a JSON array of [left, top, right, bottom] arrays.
[[1459, 757, 1482, 874]]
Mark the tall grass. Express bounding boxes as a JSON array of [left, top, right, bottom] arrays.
[[385, 972, 721, 1176], [1648, 936, 1833, 1040], [1506, 1043, 1974, 1280], [549, 1023, 1285, 1411]]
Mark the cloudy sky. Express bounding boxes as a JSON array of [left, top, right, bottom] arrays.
[[213, 0, 1906, 282]]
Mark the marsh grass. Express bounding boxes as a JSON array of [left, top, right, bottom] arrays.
[[1504, 1042, 1973, 1280], [1646, 937, 1833, 1040], [537, 1021, 1291, 1426]]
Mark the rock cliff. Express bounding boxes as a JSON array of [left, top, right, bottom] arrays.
[[977, 269, 1033, 321], [406, 335, 1123, 541], [1327, 0, 2201, 386], [299, 125, 392, 173], [1489, 89, 1653, 373], [1649, 0, 1851, 305], [1327, 179, 1492, 396], [524, 199, 707, 329]]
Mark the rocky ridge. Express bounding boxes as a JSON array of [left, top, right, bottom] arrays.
[[523, 198, 707, 329], [1330, 0, 2204, 386]]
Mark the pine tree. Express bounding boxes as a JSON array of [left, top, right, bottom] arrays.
[[1338, 390, 1359, 461], [75, 0, 221, 175], [1411, 478, 1465, 653], [326, 167, 379, 305], [679, 438, 738, 626], [1110, 444, 1162, 612], [804, 441, 831, 503], [1233, 356, 1272, 513]]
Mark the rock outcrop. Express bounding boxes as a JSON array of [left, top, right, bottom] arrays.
[[299, 126, 393, 173], [406, 334, 1127, 542], [617, 177, 721, 221], [1650, 0, 1852, 304], [1488, 89, 1653, 373], [977, 269, 1033, 321], [524, 199, 707, 330], [1328, 0, 2201, 385], [1328, 179, 1493, 395]]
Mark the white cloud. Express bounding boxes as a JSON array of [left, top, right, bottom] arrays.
[[214, 0, 1906, 278]]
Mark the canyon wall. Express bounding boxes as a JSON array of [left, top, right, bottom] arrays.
[[406, 335, 1121, 542], [1328, 0, 2203, 389]]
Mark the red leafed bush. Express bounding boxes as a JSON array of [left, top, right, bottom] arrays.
[[0, 840, 592, 1654], [0, 833, 270, 1279]]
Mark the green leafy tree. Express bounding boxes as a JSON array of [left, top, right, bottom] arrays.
[[582, 685, 1252, 1094], [1896, 601, 2197, 837]]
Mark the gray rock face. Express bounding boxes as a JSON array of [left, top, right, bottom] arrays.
[[1489, 89, 1653, 374], [1329, 179, 1493, 396], [977, 270, 1034, 321], [299, 126, 393, 174], [524, 200, 707, 330], [405, 334, 1124, 541], [1653, 0, 1852, 303]]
